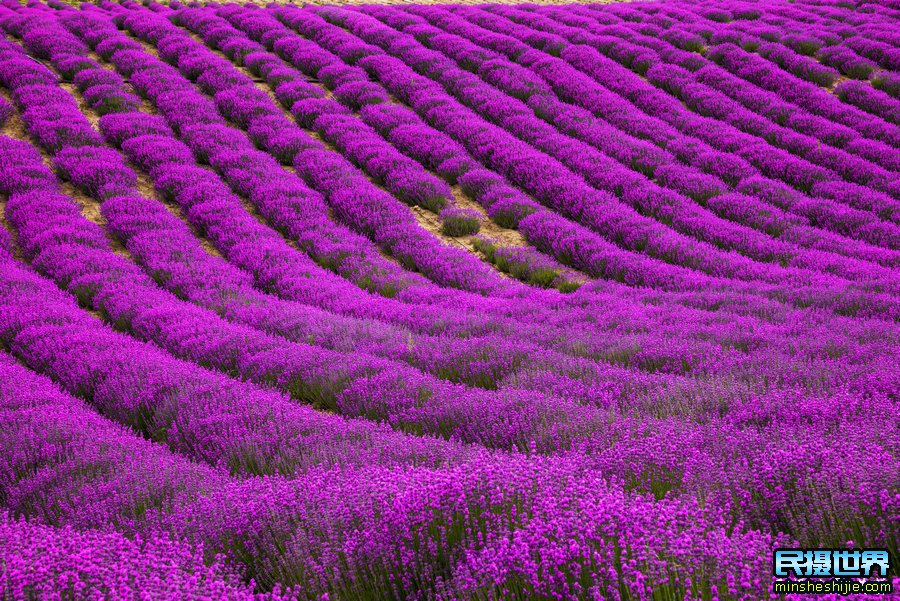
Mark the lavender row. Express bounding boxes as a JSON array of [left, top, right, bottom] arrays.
[[44, 9, 788, 396], [468, 2, 894, 183], [0, 259, 788, 600], [2, 8, 837, 408], [630, 6, 848, 87], [190, 0, 602, 294], [34, 8, 530, 337], [5, 236, 894, 597], [473, 5, 900, 208], [172, 6, 488, 241], [56, 6, 530, 318], [37, 11, 542, 375], [297, 6, 900, 318], [546, 1, 900, 178], [42, 0, 900, 412], [163, 451, 782, 600], [552, 5, 900, 179], [0, 35, 654, 453], [0, 94, 10, 126], [0, 116, 613, 455], [0, 514, 282, 600], [185, 6, 808, 303], [82, 9, 504, 303], [688, 58, 900, 171], [597, 2, 900, 88], [17, 3, 900, 324], [4, 6, 900, 598], [580, 9, 898, 164], [0, 244, 791, 600], [211, 2, 593, 291], [222, 3, 900, 300], [319, 5, 834, 282], [465, 3, 900, 241], [472, 235, 584, 292], [24, 2, 900, 406], [0, 30, 515, 462], [614, 1, 878, 86], [687, 0, 900, 75], [644, 62, 897, 192], [0, 195, 471, 474], [216, 8, 900, 346], [519, 2, 900, 178], [0, 352, 276, 598], [262, 0, 900, 290], [612, 5, 900, 144], [281, 6, 775, 279], [0, 349, 222, 534], [620, 1, 900, 118], [441, 5, 900, 251], [365, 4, 900, 284], [836, 79, 900, 125], [873, 71, 900, 99], [366, 0, 900, 264], [110, 7, 514, 298], [679, 22, 898, 145]]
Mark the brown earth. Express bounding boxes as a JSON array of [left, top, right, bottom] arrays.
[[0, 73, 135, 260], [85, 41, 229, 259], [0, 89, 26, 261]]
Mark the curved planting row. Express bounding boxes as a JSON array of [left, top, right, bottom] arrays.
[[277, 4, 900, 321], [358, 3, 900, 281], [0, 236, 799, 601], [107, 6, 515, 299], [7, 13, 884, 426], [2, 10, 795, 410], [51, 5, 900, 404], [408, 5, 900, 256], [173, 3, 586, 292]]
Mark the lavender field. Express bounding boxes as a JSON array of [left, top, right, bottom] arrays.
[[0, 0, 899, 598]]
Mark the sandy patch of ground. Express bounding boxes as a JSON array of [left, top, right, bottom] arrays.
[[0, 89, 26, 261], [0, 77, 135, 260]]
